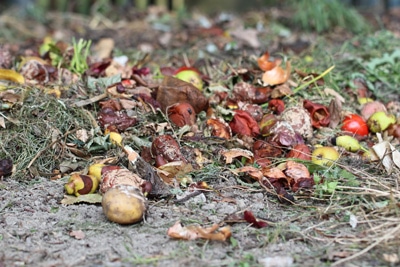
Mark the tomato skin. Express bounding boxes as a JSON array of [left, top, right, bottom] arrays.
[[341, 114, 369, 136]]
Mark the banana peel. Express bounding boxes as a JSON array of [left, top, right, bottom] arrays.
[[0, 69, 25, 84]]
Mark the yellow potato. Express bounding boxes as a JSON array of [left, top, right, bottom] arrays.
[[102, 184, 147, 224]]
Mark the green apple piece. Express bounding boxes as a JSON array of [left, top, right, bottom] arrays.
[[175, 70, 203, 90], [367, 111, 396, 133], [334, 135, 364, 152]]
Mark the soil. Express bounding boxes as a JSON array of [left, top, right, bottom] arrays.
[[0, 176, 329, 267], [1, 169, 392, 267]]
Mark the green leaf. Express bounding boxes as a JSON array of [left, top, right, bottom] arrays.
[[326, 181, 338, 193], [87, 74, 121, 90]]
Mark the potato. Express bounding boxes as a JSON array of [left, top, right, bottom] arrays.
[[102, 184, 147, 224]]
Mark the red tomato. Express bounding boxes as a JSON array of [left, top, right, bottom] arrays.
[[341, 114, 369, 136]]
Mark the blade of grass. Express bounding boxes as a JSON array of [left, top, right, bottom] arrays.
[[293, 65, 335, 94]]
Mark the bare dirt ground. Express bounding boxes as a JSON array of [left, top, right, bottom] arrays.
[[1, 166, 396, 267]]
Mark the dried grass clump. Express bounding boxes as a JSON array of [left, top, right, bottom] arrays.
[[0, 88, 94, 180]]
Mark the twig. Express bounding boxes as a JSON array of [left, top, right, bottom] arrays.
[[336, 186, 400, 198], [331, 223, 400, 266], [174, 190, 203, 204], [27, 128, 79, 169], [72, 92, 108, 107]]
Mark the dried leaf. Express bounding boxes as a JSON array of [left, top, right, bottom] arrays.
[[0, 90, 21, 105], [231, 166, 263, 181], [284, 160, 313, 192], [372, 133, 400, 173], [93, 38, 115, 59], [157, 76, 208, 114], [69, 230, 85, 240], [230, 27, 260, 48], [263, 167, 287, 180], [328, 97, 342, 129], [157, 161, 193, 184], [222, 148, 254, 164], [167, 221, 231, 241], [270, 83, 292, 98], [76, 129, 89, 143], [253, 140, 282, 167], [324, 88, 345, 103], [61, 193, 102, 205]]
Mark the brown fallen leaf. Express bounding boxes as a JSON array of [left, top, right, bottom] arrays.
[[284, 160, 314, 192], [157, 76, 208, 114], [328, 97, 342, 129], [93, 38, 115, 59], [270, 83, 292, 98], [222, 148, 254, 164], [231, 166, 263, 181], [371, 133, 400, 174], [167, 221, 231, 241], [69, 230, 85, 240], [157, 161, 194, 184]]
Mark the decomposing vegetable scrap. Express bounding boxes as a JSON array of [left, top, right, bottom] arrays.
[[167, 221, 231, 241]]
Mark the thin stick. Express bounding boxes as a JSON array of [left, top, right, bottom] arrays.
[[27, 128, 79, 169], [331, 224, 400, 266], [72, 92, 108, 107]]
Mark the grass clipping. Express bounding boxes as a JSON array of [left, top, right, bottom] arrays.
[[0, 88, 95, 180]]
